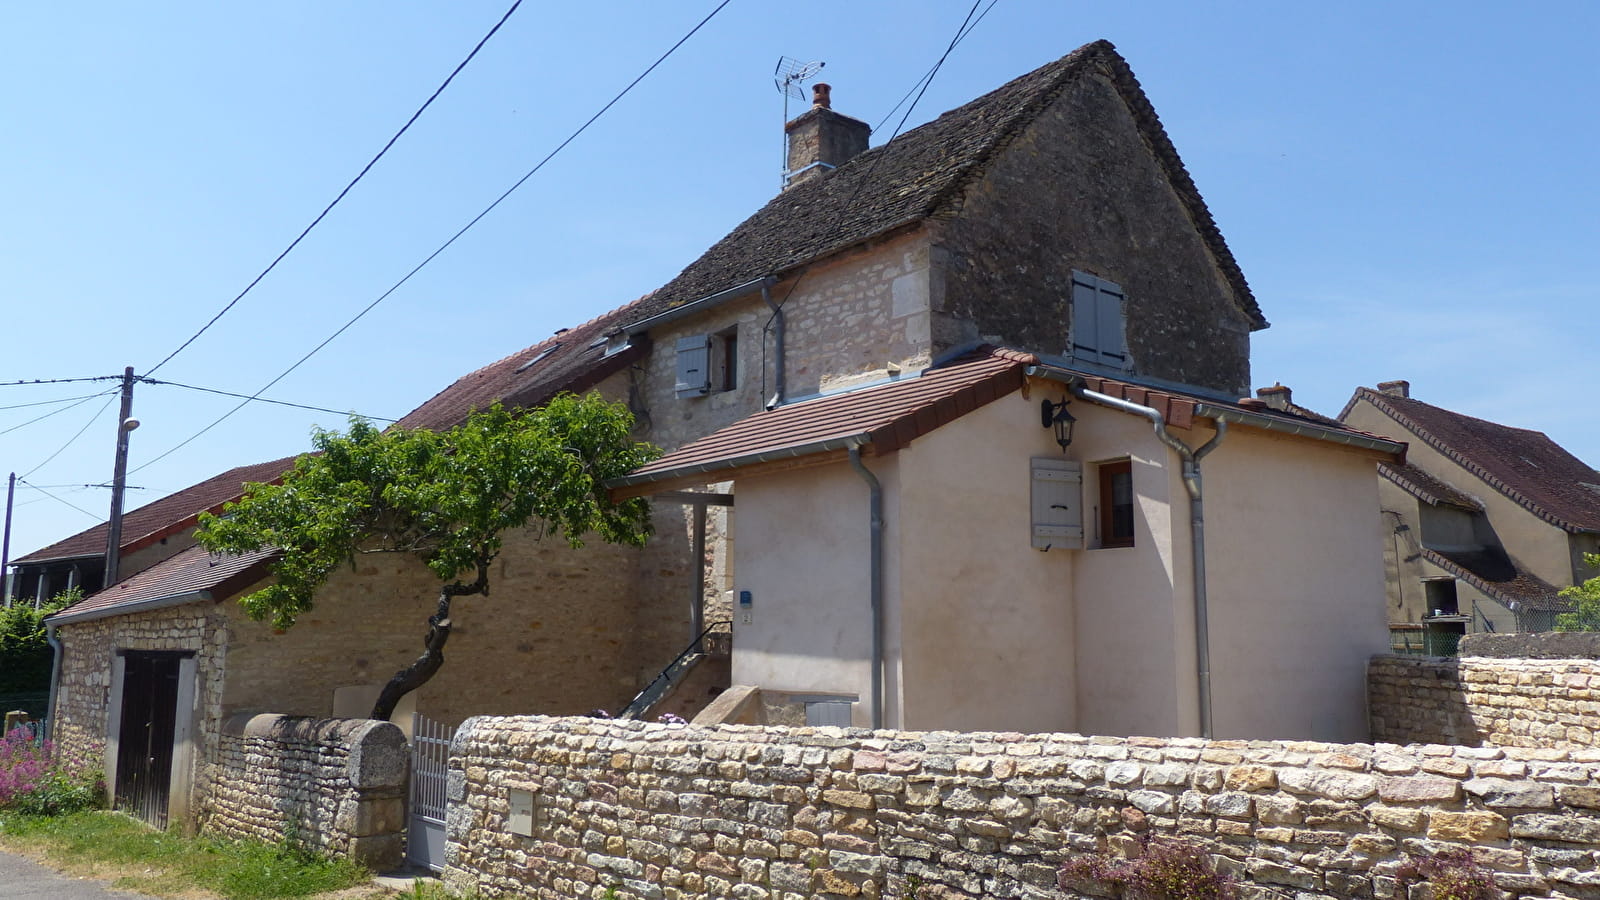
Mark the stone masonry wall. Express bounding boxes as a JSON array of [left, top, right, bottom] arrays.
[[1369, 655, 1600, 749], [203, 713, 407, 868], [443, 716, 1600, 900]]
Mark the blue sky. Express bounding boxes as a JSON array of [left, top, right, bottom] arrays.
[[2, 1, 1596, 563]]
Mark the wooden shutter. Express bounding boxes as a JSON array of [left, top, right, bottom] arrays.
[[675, 334, 711, 397], [1070, 272, 1127, 370], [1031, 457, 1083, 550]]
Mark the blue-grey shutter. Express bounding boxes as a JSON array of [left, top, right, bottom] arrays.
[[675, 334, 711, 397], [1070, 272, 1127, 370], [1095, 280, 1126, 368], [1031, 457, 1083, 550]]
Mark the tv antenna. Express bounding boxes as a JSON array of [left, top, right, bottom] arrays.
[[774, 56, 825, 186]]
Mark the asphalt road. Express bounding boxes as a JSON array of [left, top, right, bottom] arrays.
[[0, 849, 158, 899]]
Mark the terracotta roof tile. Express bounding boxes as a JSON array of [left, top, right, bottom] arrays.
[[1423, 547, 1568, 612], [393, 297, 650, 432], [1380, 462, 1484, 511], [626, 40, 1263, 331], [611, 347, 1033, 494], [13, 456, 299, 565], [47, 544, 277, 625], [1346, 388, 1600, 533]]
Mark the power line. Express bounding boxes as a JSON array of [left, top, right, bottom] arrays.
[[141, 377, 397, 422], [20, 393, 119, 480], [130, 0, 736, 476], [0, 391, 114, 412], [872, 0, 1001, 133], [0, 376, 121, 387], [141, 0, 527, 379], [0, 389, 118, 437], [16, 478, 103, 522]]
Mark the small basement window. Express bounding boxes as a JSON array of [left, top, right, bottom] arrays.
[[1098, 459, 1134, 548]]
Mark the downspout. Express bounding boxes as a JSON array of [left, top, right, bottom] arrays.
[[1071, 385, 1227, 738], [847, 445, 884, 729], [761, 281, 785, 407], [44, 622, 61, 741]]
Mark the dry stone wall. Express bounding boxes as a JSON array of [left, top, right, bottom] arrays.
[[1369, 655, 1600, 748], [443, 716, 1600, 900], [203, 713, 407, 868]]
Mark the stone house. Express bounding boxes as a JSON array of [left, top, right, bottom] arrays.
[[35, 38, 1408, 832], [1339, 381, 1600, 647]]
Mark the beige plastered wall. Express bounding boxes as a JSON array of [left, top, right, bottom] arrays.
[[1199, 425, 1390, 742], [1344, 400, 1580, 587], [728, 382, 1388, 741]]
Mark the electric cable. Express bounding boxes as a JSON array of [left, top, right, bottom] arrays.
[[872, 0, 1002, 133], [20, 394, 119, 480], [141, 0, 526, 379], [140, 378, 397, 422], [16, 477, 103, 522], [0, 392, 113, 412], [0, 376, 121, 387], [130, 0, 736, 476], [0, 389, 118, 437]]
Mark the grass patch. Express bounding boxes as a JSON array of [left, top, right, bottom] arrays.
[[0, 810, 376, 899]]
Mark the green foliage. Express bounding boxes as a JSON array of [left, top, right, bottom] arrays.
[[1396, 849, 1501, 900], [1060, 837, 1238, 900], [0, 810, 371, 899], [1554, 553, 1600, 632], [196, 395, 658, 628], [0, 727, 103, 814], [0, 589, 79, 693]]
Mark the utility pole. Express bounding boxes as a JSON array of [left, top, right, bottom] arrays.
[[104, 367, 139, 588], [1, 472, 14, 607]]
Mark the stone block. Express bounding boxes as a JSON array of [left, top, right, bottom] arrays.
[[1377, 776, 1459, 803], [1427, 811, 1508, 842], [1510, 813, 1600, 843], [1462, 777, 1554, 809]]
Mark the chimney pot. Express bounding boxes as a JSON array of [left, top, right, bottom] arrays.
[[1377, 380, 1411, 399], [812, 83, 832, 109], [1255, 382, 1292, 412]]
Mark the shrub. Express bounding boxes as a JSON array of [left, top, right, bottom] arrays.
[[0, 589, 79, 694], [1059, 837, 1237, 900], [1396, 849, 1501, 900], [0, 727, 103, 815]]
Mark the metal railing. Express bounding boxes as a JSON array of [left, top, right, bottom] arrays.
[[619, 620, 731, 720]]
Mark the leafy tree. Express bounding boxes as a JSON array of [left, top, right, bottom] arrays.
[[1554, 552, 1600, 632], [0, 589, 80, 695], [196, 394, 657, 720]]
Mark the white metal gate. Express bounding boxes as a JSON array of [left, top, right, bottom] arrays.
[[408, 714, 453, 871]]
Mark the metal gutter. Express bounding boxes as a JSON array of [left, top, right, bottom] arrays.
[[44, 623, 62, 741], [1193, 402, 1404, 456], [607, 434, 871, 492], [847, 445, 885, 730], [623, 276, 778, 336], [46, 589, 214, 627]]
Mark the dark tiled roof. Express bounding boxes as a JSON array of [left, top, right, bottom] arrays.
[[1344, 388, 1600, 533], [611, 347, 1036, 496], [1380, 463, 1484, 511], [13, 456, 299, 565], [47, 544, 277, 625], [1423, 547, 1568, 612], [393, 297, 649, 432], [627, 40, 1264, 330]]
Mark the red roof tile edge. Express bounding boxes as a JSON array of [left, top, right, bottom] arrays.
[[1419, 547, 1566, 613], [1379, 463, 1484, 512], [48, 545, 278, 625]]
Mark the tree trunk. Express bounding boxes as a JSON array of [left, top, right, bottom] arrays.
[[370, 565, 489, 722]]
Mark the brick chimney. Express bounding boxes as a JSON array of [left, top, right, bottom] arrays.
[[1377, 380, 1411, 399], [1255, 383, 1292, 412], [784, 83, 870, 190]]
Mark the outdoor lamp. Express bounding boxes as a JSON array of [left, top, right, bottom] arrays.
[[1040, 397, 1076, 452]]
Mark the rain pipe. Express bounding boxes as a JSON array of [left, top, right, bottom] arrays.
[[1070, 385, 1227, 739], [847, 444, 885, 729], [760, 281, 785, 407], [44, 623, 61, 741]]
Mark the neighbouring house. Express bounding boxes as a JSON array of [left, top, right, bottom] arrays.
[[32, 38, 1410, 839], [1340, 380, 1600, 649]]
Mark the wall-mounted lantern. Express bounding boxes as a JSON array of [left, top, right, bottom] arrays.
[[1040, 397, 1076, 453]]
